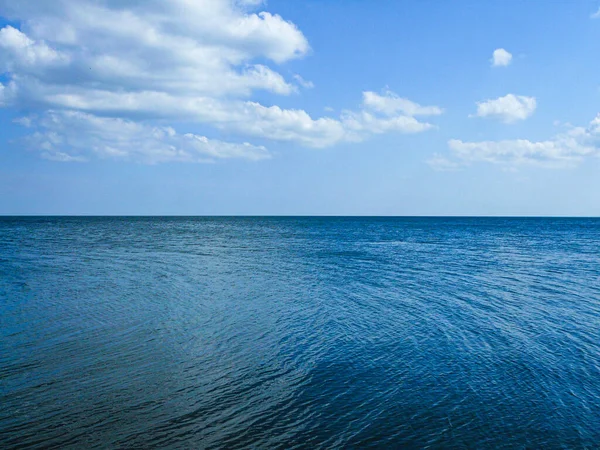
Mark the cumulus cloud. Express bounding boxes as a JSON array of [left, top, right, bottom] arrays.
[[19, 110, 270, 163], [0, 26, 68, 71], [7, 82, 439, 148], [473, 94, 536, 123], [592, 8, 600, 19], [0, 1, 302, 98], [491, 48, 512, 67], [0, 0, 442, 162], [430, 115, 600, 170]]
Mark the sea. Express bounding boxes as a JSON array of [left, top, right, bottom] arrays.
[[1, 217, 600, 448]]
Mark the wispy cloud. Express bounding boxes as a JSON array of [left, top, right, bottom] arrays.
[[293, 74, 314, 89], [18, 110, 271, 163]]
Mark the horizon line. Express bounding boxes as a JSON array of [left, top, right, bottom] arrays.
[[2, 215, 600, 219]]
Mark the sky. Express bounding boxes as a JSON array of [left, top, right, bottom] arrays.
[[2, 0, 600, 216]]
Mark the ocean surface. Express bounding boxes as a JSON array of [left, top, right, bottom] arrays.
[[1, 217, 600, 449]]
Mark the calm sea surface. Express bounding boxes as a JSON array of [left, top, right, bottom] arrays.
[[1, 217, 600, 448]]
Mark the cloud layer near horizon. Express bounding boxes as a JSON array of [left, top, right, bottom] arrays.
[[430, 115, 600, 170]]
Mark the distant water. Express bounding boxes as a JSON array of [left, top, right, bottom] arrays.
[[2, 217, 600, 448]]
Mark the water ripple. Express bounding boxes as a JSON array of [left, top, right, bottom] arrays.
[[1, 217, 600, 448]]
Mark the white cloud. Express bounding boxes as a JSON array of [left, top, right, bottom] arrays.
[[232, 102, 347, 147], [293, 74, 314, 89], [431, 115, 600, 170], [473, 94, 536, 123], [0, 9, 298, 98], [491, 48, 512, 67], [0, 1, 310, 66], [0, 25, 69, 71], [19, 110, 270, 163], [237, 0, 265, 5], [426, 153, 463, 171], [341, 110, 434, 136], [0, 0, 441, 161], [362, 90, 443, 116], [591, 8, 600, 19], [6, 82, 438, 149], [13, 116, 33, 127]]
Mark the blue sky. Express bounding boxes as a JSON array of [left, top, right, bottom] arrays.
[[1, 0, 600, 215]]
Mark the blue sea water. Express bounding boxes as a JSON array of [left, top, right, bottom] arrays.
[[1, 217, 600, 449]]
